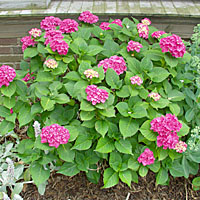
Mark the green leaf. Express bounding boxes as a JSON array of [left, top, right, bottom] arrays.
[[131, 171, 138, 183], [188, 151, 200, 163], [24, 47, 38, 59], [64, 71, 81, 81], [53, 94, 70, 104], [168, 90, 185, 101], [0, 120, 15, 135], [37, 43, 48, 54], [185, 108, 195, 122], [116, 102, 129, 117], [18, 105, 33, 127], [169, 103, 180, 116], [119, 117, 139, 138], [139, 166, 148, 177], [177, 121, 189, 137], [148, 160, 160, 173], [128, 157, 140, 171], [119, 170, 132, 187], [141, 56, 153, 72], [49, 81, 63, 92], [127, 57, 141, 74], [105, 68, 122, 89], [192, 177, 200, 187], [109, 151, 122, 172], [148, 67, 170, 82], [36, 71, 54, 82], [3, 96, 16, 109], [95, 120, 109, 137], [66, 125, 79, 142], [140, 120, 157, 141], [95, 137, 115, 153], [1, 82, 16, 97], [0, 106, 11, 118], [80, 100, 95, 111], [72, 134, 92, 150], [75, 152, 89, 172], [102, 168, 119, 188], [98, 106, 116, 118], [41, 96, 55, 111], [158, 148, 168, 161], [115, 139, 133, 155], [30, 162, 50, 186], [182, 156, 189, 178], [80, 111, 95, 121], [34, 136, 52, 151], [57, 143, 75, 162], [116, 85, 130, 98], [86, 170, 100, 184], [87, 45, 104, 56], [156, 168, 168, 185], [164, 53, 178, 68], [102, 39, 120, 57], [150, 98, 170, 109], [78, 61, 91, 74], [63, 55, 74, 64], [57, 162, 80, 176], [131, 105, 147, 118]]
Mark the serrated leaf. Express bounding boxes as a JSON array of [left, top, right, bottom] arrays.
[[115, 139, 133, 155], [72, 134, 92, 150], [139, 165, 148, 177], [102, 168, 119, 188], [156, 168, 168, 185], [95, 120, 109, 137], [57, 143, 75, 162], [115, 102, 129, 117], [148, 67, 169, 82], [57, 162, 80, 176], [95, 137, 115, 153], [119, 169, 132, 187], [105, 68, 122, 89], [109, 152, 122, 172], [140, 120, 157, 141], [1, 82, 16, 97], [41, 96, 55, 111], [80, 100, 95, 111], [128, 157, 140, 171]]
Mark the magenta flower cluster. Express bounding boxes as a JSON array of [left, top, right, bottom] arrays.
[[0, 65, 16, 88], [22, 72, 35, 82], [40, 16, 62, 31], [137, 148, 155, 166], [41, 124, 70, 148], [127, 40, 143, 53], [151, 31, 166, 39], [99, 19, 123, 30], [50, 39, 69, 55], [150, 114, 182, 149], [85, 85, 109, 105], [98, 55, 127, 75], [130, 75, 143, 86], [137, 23, 149, 39], [78, 11, 99, 24], [44, 30, 64, 45], [59, 19, 79, 33], [21, 36, 37, 52], [159, 34, 186, 58]]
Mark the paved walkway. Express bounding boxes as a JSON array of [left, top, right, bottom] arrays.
[[0, 0, 200, 18]]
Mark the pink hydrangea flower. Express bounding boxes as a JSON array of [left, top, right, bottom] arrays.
[[151, 31, 166, 39], [10, 108, 13, 114], [111, 19, 123, 27], [41, 124, 70, 148], [141, 18, 151, 26], [0, 65, 16, 88], [29, 28, 42, 38], [148, 92, 161, 101], [50, 40, 69, 55], [99, 22, 111, 30], [159, 34, 186, 58], [137, 23, 149, 39], [84, 69, 99, 79], [40, 16, 62, 31], [138, 148, 155, 166], [98, 55, 127, 75], [127, 40, 143, 53], [174, 141, 187, 153], [59, 19, 79, 33], [78, 11, 99, 24], [85, 85, 109, 105], [21, 36, 37, 52], [44, 30, 64, 46], [44, 59, 58, 69], [22, 72, 35, 82], [130, 75, 143, 86]]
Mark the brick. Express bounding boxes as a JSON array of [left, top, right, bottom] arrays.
[[0, 62, 16, 68], [0, 55, 23, 62], [12, 46, 22, 54], [0, 47, 12, 54], [0, 38, 17, 45]]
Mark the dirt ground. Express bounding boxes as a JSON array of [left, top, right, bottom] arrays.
[[22, 171, 200, 200]]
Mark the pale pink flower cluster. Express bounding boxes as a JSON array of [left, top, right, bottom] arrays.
[[99, 19, 122, 30], [137, 148, 155, 166], [150, 113, 182, 149], [85, 85, 109, 105], [78, 11, 99, 24], [29, 28, 42, 38], [59, 19, 79, 33], [127, 40, 143, 52], [84, 69, 99, 79], [148, 92, 161, 101], [141, 18, 151, 26], [98, 55, 127, 75], [0, 65, 16, 88], [159, 34, 186, 58], [21, 36, 37, 52], [41, 124, 70, 148], [151, 31, 166, 39], [40, 16, 62, 31], [130, 75, 143, 86], [137, 23, 149, 39], [50, 39, 69, 55], [44, 59, 58, 69], [22, 72, 35, 82], [44, 30, 64, 45], [174, 141, 187, 153]]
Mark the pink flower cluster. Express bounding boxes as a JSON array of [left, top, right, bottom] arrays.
[[41, 124, 70, 148], [151, 31, 166, 39], [127, 40, 143, 53], [50, 39, 69, 55], [99, 19, 123, 30], [98, 55, 127, 75], [137, 23, 149, 39], [21, 36, 37, 52], [85, 85, 109, 105], [0, 65, 16, 88], [150, 114, 182, 149], [130, 75, 143, 86], [59, 19, 79, 33], [78, 11, 99, 24], [29, 28, 42, 38], [44, 59, 58, 69], [148, 92, 161, 101], [141, 18, 151, 26], [174, 141, 187, 153], [84, 69, 99, 79], [138, 148, 155, 166], [159, 34, 186, 58], [40, 16, 62, 31], [44, 30, 64, 45], [22, 72, 35, 82]]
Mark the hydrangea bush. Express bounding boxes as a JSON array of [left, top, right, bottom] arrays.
[[0, 12, 200, 190]]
